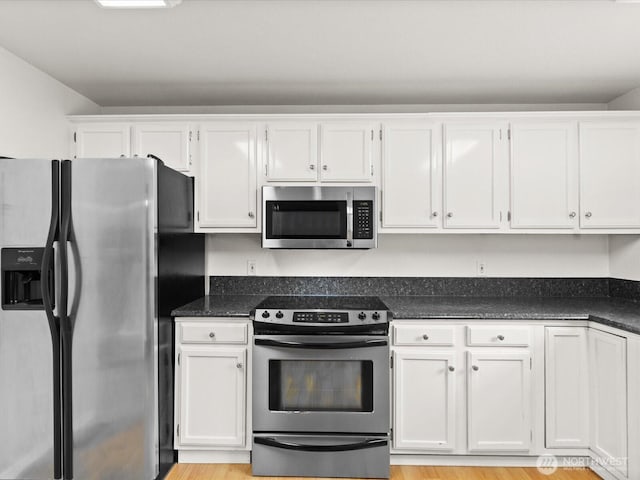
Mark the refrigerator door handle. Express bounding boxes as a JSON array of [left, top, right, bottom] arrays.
[[60, 160, 74, 480], [41, 159, 62, 480]]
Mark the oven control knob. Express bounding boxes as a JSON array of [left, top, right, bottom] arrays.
[[372, 312, 380, 321], [261, 310, 270, 319], [358, 312, 367, 320], [276, 311, 284, 319]]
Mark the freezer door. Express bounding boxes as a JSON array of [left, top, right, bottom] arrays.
[[67, 158, 158, 480], [0, 159, 57, 479]]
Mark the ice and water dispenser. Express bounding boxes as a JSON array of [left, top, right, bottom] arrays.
[[1, 248, 53, 310]]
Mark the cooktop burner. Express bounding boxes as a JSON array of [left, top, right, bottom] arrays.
[[254, 295, 388, 312]]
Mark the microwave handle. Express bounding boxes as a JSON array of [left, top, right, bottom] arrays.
[[346, 191, 353, 246]]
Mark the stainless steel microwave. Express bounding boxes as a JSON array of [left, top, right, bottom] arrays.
[[262, 186, 377, 249]]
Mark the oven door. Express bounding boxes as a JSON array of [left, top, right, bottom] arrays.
[[253, 335, 389, 434]]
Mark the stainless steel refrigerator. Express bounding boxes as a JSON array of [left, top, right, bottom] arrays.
[[0, 158, 204, 480]]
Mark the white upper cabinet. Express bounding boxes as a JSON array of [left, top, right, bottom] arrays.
[[443, 124, 506, 229], [579, 122, 640, 229], [75, 123, 131, 158], [133, 123, 192, 172], [264, 122, 318, 182], [319, 122, 375, 182], [510, 122, 579, 229], [382, 122, 441, 229], [199, 123, 257, 228]]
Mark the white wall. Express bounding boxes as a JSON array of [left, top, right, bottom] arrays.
[[0, 46, 98, 157], [608, 86, 640, 110], [207, 234, 610, 278]]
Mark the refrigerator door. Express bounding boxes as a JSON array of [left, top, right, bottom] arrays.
[[0, 159, 58, 479], [66, 158, 158, 480]]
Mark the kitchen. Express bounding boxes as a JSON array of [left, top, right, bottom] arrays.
[[1, 1, 640, 479]]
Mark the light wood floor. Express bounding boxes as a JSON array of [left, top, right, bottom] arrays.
[[166, 464, 602, 480]]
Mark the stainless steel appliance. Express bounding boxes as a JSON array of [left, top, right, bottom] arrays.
[[0, 158, 204, 480], [252, 296, 390, 479], [262, 186, 377, 249]]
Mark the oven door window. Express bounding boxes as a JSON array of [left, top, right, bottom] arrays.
[[265, 201, 347, 239], [268, 360, 373, 412]]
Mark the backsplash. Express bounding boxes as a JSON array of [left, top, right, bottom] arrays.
[[209, 276, 620, 298]]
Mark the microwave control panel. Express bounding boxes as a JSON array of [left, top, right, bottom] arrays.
[[353, 201, 374, 239]]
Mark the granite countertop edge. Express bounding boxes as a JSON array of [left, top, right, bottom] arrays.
[[171, 295, 640, 336]]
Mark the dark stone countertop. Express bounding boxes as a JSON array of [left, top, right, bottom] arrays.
[[173, 294, 640, 335]]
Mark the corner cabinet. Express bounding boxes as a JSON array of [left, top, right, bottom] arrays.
[[174, 318, 251, 462], [198, 123, 258, 229]]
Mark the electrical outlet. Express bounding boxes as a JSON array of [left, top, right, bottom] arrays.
[[477, 261, 487, 276], [247, 260, 257, 276]]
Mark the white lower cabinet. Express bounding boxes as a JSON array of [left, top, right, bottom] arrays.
[[393, 350, 456, 450], [174, 319, 251, 456], [589, 328, 628, 479], [392, 322, 534, 455], [467, 351, 531, 452]]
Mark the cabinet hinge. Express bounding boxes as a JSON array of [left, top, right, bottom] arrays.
[[73, 132, 77, 143], [380, 210, 383, 223], [530, 429, 533, 441], [265, 129, 268, 142], [390, 356, 393, 368], [371, 129, 374, 141], [197, 211, 200, 222], [379, 129, 382, 141], [189, 131, 192, 142], [530, 357, 532, 369], [197, 131, 200, 141], [508, 129, 511, 140], [177, 424, 180, 438], [370, 164, 374, 176], [508, 211, 511, 222], [178, 353, 181, 366], [390, 428, 393, 441]]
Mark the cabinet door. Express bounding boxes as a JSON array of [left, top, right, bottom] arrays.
[[443, 124, 505, 228], [589, 329, 628, 478], [133, 123, 192, 172], [199, 123, 257, 228], [382, 122, 441, 228], [545, 327, 589, 448], [580, 122, 640, 228], [510, 123, 578, 229], [265, 122, 318, 181], [75, 123, 130, 158], [393, 350, 456, 451], [319, 123, 374, 182], [467, 351, 531, 452], [177, 346, 246, 447]]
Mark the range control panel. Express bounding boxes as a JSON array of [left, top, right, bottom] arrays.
[[353, 200, 374, 240], [255, 309, 388, 327]]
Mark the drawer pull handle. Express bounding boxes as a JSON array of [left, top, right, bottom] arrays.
[[472, 365, 479, 371], [422, 334, 429, 340], [448, 366, 455, 372], [497, 335, 505, 341], [209, 332, 215, 338]]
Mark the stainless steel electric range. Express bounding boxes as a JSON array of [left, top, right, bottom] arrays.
[[251, 296, 390, 479]]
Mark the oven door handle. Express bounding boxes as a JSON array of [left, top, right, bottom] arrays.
[[254, 436, 388, 452], [254, 338, 388, 349]]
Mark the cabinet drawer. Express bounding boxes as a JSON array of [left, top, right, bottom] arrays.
[[179, 322, 248, 344], [393, 325, 455, 346], [466, 325, 530, 347]]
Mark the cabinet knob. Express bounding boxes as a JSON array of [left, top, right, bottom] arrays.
[[422, 334, 429, 340], [569, 211, 576, 218], [322, 165, 328, 171], [585, 212, 592, 218], [497, 335, 505, 341], [120, 154, 126, 158], [209, 332, 215, 338], [310, 164, 315, 170], [472, 365, 479, 371], [237, 363, 243, 369], [447, 212, 453, 218], [248, 211, 255, 218], [432, 212, 438, 217], [448, 366, 455, 372]]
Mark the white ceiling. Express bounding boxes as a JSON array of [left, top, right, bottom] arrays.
[[1, 0, 640, 106]]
